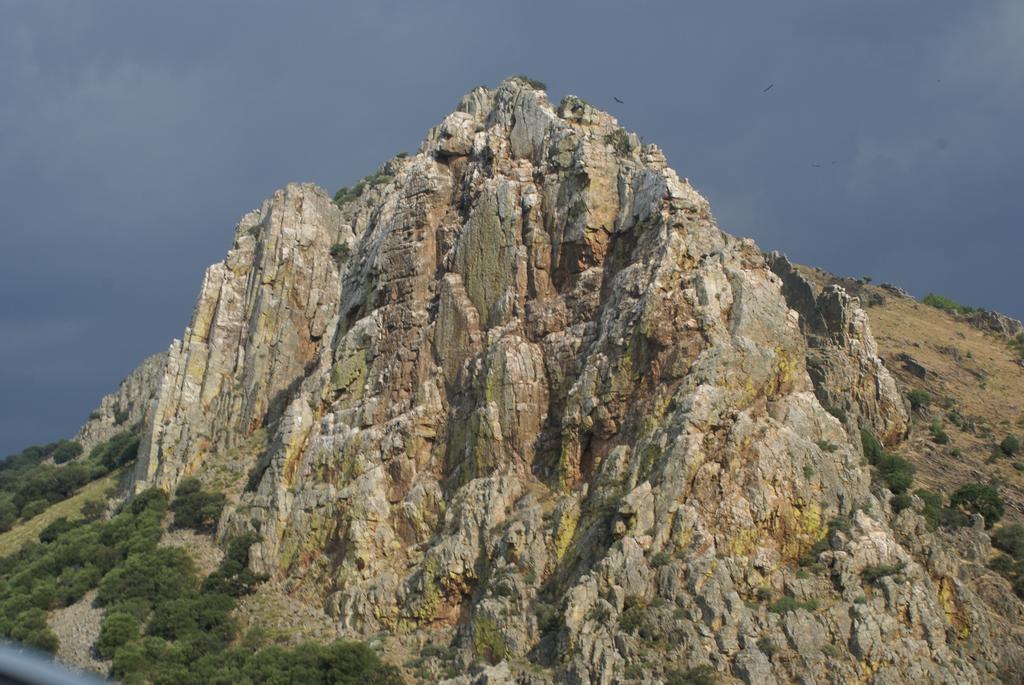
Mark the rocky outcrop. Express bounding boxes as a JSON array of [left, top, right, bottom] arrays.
[[966, 309, 1024, 343], [132, 184, 348, 491], [122, 78, 1022, 683], [75, 352, 166, 453], [768, 252, 907, 444]]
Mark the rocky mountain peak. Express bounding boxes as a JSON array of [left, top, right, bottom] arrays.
[[112, 77, 1022, 683]]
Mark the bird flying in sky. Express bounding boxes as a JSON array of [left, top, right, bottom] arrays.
[[613, 97, 624, 103], [762, 84, 774, 92]]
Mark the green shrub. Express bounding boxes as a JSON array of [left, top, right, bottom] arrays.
[[0, 472, 400, 685], [536, 603, 562, 636], [929, 419, 950, 444], [826, 405, 848, 423], [130, 488, 169, 516], [605, 128, 632, 156], [861, 429, 884, 464], [333, 185, 360, 205], [170, 478, 226, 533], [665, 666, 717, 685], [202, 534, 267, 597], [51, 440, 83, 464], [20, 499, 49, 520], [586, 603, 611, 623], [333, 170, 393, 207], [992, 524, 1024, 559], [650, 551, 671, 568], [875, 452, 915, 494], [330, 243, 351, 262], [39, 517, 80, 543], [828, 515, 852, 535], [950, 482, 1004, 528], [97, 547, 197, 607], [97, 611, 140, 659], [861, 563, 904, 585], [512, 74, 547, 90], [618, 598, 655, 639], [947, 410, 969, 431], [890, 493, 912, 514], [768, 596, 817, 614], [913, 489, 941, 528], [90, 431, 140, 471], [815, 440, 839, 453], [821, 643, 841, 657], [756, 636, 777, 657], [80, 499, 107, 521], [0, 497, 16, 532], [472, 616, 506, 666], [799, 536, 831, 568], [1000, 435, 1020, 457], [9, 609, 59, 653], [907, 389, 931, 411], [922, 293, 975, 315]]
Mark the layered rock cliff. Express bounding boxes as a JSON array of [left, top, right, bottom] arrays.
[[121, 77, 1023, 683], [75, 351, 166, 453]]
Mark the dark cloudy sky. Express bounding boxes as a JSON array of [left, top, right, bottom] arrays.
[[2, 1, 1021, 456]]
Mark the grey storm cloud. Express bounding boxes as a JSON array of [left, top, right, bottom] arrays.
[[1, 0, 1021, 455]]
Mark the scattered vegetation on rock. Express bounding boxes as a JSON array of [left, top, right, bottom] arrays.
[[861, 429, 915, 494], [511, 74, 547, 90], [604, 128, 632, 156], [330, 242, 351, 262], [949, 482, 1004, 528], [906, 388, 931, 411]]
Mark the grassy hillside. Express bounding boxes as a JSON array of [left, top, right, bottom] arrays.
[[0, 471, 120, 558], [0, 435, 400, 683], [797, 265, 1024, 520]]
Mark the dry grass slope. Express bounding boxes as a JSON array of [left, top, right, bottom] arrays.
[[797, 264, 1024, 520]]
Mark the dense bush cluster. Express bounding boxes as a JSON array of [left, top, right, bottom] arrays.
[[0, 432, 138, 531], [50, 441, 83, 464], [922, 293, 975, 315], [170, 478, 226, 533], [949, 482, 1004, 528], [906, 388, 931, 411], [860, 429, 915, 494], [990, 523, 1024, 599], [1, 474, 397, 684], [0, 486, 169, 652], [95, 514, 396, 685]]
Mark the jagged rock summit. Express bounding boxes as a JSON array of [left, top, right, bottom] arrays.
[[114, 77, 1021, 683]]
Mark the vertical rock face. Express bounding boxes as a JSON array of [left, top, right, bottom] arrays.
[[75, 352, 167, 453], [133, 184, 348, 490], [768, 252, 908, 444], [126, 78, 1022, 683]]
